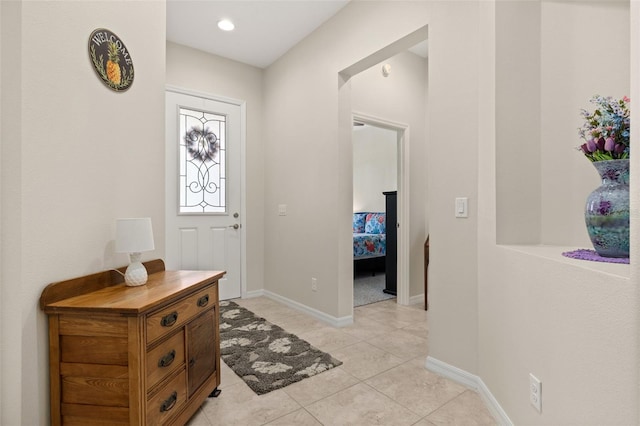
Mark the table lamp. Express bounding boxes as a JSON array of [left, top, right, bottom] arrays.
[[115, 218, 155, 286]]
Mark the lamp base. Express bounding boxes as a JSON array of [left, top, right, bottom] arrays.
[[124, 253, 148, 286]]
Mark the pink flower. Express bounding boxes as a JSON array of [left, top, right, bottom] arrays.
[[578, 95, 630, 162], [604, 137, 615, 151]]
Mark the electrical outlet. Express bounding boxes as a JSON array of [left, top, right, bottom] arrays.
[[311, 278, 318, 292], [529, 373, 542, 413]]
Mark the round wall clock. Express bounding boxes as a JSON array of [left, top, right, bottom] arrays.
[[88, 28, 134, 92]]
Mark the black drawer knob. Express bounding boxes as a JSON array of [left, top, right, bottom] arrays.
[[160, 311, 178, 327], [158, 349, 176, 368], [160, 391, 178, 412], [197, 294, 209, 308]]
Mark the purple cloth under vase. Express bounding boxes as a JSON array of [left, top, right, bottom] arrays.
[[562, 249, 629, 264]]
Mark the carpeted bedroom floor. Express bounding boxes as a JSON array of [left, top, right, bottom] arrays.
[[353, 272, 395, 307]]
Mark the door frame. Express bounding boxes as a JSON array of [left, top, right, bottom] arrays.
[[165, 85, 247, 298], [352, 112, 410, 306]]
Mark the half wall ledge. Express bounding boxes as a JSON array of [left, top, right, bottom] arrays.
[[499, 244, 630, 279]]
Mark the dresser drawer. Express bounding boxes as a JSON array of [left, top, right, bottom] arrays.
[[147, 330, 185, 391], [146, 284, 216, 344], [147, 370, 187, 426]]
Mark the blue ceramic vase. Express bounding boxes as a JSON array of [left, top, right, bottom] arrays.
[[584, 159, 630, 258]]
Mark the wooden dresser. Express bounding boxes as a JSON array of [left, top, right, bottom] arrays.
[[40, 259, 225, 426]]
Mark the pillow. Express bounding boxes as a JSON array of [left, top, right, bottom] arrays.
[[353, 213, 367, 233], [365, 213, 386, 234]]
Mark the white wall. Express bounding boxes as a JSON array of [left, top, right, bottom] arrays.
[[352, 125, 397, 213], [351, 50, 427, 300], [0, 1, 3, 419], [0, 2, 18, 422], [2, 2, 635, 424], [262, 0, 481, 371], [424, 1, 481, 374], [479, 246, 635, 424], [495, 0, 541, 244], [496, 0, 630, 247], [540, 1, 630, 246], [0, 1, 166, 424], [165, 41, 264, 294], [262, 2, 439, 320], [479, 1, 637, 424]]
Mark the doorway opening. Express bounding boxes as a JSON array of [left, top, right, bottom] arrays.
[[352, 121, 399, 307], [338, 25, 427, 315]]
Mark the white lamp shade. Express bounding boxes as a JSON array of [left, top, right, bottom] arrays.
[[115, 218, 155, 253]]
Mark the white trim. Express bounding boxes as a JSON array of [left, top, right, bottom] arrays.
[[166, 85, 244, 108], [477, 378, 514, 426], [263, 290, 354, 327], [239, 101, 247, 301], [164, 85, 247, 300], [409, 293, 424, 306], [352, 112, 410, 306], [339, 26, 428, 79], [397, 127, 410, 306], [426, 356, 479, 390], [242, 289, 265, 299], [425, 356, 513, 426]]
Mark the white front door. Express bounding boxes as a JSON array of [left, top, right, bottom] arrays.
[[165, 89, 242, 300]]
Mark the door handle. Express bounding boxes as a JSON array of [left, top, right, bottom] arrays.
[[228, 224, 241, 230]]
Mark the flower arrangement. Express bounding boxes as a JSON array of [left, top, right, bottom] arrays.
[[578, 95, 630, 162]]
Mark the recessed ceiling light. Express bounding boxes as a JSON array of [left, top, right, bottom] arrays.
[[217, 19, 235, 31]]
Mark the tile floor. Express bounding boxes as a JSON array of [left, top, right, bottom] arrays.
[[187, 297, 496, 426]]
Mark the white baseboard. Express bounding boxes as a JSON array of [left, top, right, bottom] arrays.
[[425, 356, 513, 426], [242, 289, 265, 299], [259, 290, 353, 327], [409, 293, 424, 306]]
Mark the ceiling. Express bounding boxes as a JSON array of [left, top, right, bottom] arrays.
[[166, 0, 351, 69], [167, 1, 428, 69]]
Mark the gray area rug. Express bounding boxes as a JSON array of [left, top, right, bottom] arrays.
[[353, 272, 395, 307], [219, 300, 342, 395]]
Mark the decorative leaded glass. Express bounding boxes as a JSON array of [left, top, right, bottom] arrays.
[[179, 107, 226, 213]]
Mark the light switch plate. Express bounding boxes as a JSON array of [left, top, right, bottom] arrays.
[[455, 197, 468, 218], [278, 204, 287, 216]]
